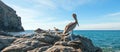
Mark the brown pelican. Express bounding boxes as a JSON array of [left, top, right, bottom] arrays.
[[63, 13, 79, 40], [54, 27, 60, 31], [54, 27, 62, 34]]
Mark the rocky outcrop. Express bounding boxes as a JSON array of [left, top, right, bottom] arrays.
[[0, 0, 24, 32], [34, 28, 46, 33], [32, 33, 61, 44], [1, 32, 102, 52], [46, 35, 102, 52], [0, 35, 16, 51], [2, 38, 50, 52]]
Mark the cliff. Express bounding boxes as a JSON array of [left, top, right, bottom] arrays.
[[0, 0, 24, 32]]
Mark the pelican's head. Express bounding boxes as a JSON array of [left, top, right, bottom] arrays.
[[72, 13, 77, 18], [72, 13, 79, 26]]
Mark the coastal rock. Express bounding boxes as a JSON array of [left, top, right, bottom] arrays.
[[0, 35, 16, 51], [1, 33, 102, 52], [0, 0, 24, 32], [2, 38, 49, 52], [45, 35, 102, 52], [46, 45, 82, 52], [34, 28, 46, 33], [0, 31, 13, 36], [28, 46, 51, 52], [32, 33, 61, 44]]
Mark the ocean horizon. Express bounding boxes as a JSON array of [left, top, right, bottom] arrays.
[[8, 30, 120, 52]]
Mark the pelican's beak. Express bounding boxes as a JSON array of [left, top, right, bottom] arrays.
[[77, 21, 79, 26], [78, 23, 79, 26], [76, 20, 79, 26]]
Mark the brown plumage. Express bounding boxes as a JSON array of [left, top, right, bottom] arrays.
[[54, 27, 60, 31], [63, 13, 79, 35], [62, 13, 79, 41]]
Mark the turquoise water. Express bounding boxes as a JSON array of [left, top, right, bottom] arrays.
[[9, 30, 120, 52], [74, 30, 120, 52]]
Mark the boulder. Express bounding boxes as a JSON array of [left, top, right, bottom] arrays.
[[32, 33, 61, 44], [1, 33, 102, 52], [28, 46, 51, 52], [46, 45, 82, 52], [0, 0, 24, 32], [2, 38, 49, 52], [45, 35, 102, 52], [0, 35, 16, 51], [34, 28, 46, 33]]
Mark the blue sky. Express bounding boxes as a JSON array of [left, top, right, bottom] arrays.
[[2, 0, 120, 30]]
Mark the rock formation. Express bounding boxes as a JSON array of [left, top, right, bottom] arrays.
[[1, 32, 102, 52], [0, 0, 24, 32], [0, 35, 16, 50], [34, 28, 46, 33]]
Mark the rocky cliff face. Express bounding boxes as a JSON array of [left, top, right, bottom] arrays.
[[0, 0, 24, 32]]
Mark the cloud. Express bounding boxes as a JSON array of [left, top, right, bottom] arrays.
[[10, 5, 120, 30], [24, 0, 57, 9], [76, 22, 120, 30], [106, 12, 120, 16], [75, 12, 120, 30], [2, 0, 120, 30], [6, 5, 50, 30], [81, 12, 120, 24], [10, 5, 41, 18], [101, 12, 120, 21], [23, 20, 73, 30], [53, 0, 93, 10], [25, 0, 95, 10]]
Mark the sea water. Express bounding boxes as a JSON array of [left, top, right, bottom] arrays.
[[8, 30, 120, 52], [74, 30, 120, 52]]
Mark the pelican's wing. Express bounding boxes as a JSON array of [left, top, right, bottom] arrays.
[[63, 22, 75, 34]]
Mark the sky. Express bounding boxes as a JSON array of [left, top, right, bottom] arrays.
[[2, 0, 120, 30]]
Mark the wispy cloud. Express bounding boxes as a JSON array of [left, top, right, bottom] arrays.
[[101, 12, 120, 21], [76, 12, 120, 30], [2, 0, 120, 30], [106, 12, 120, 16], [77, 22, 120, 30], [25, 0, 95, 10], [11, 5, 40, 18], [24, 20, 73, 30], [8, 5, 120, 30], [81, 12, 120, 23], [6, 4, 53, 30], [53, 0, 93, 10]]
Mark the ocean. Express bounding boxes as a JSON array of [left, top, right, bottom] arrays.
[[74, 30, 120, 52], [8, 30, 120, 52]]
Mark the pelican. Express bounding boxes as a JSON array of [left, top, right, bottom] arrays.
[[54, 27, 62, 34], [63, 13, 79, 41], [54, 27, 60, 31]]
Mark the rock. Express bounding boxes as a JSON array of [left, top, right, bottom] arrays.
[[54, 41, 68, 46], [28, 46, 51, 52], [46, 45, 82, 52], [32, 33, 61, 44], [1, 33, 102, 52], [45, 35, 102, 52], [34, 28, 46, 33], [2, 38, 49, 52], [0, 0, 24, 32], [0, 35, 16, 51], [0, 31, 13, 36]]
